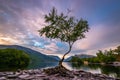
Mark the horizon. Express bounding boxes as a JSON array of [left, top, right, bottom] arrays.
[[0, 0, 120, 58]]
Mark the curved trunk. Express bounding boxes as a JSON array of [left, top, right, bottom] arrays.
[[59, 44, 72, 66]]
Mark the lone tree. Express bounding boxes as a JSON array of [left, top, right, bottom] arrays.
[[38, 8, 89, 66]]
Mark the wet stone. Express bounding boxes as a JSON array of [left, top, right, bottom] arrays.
[[0, 77, 6, 80], [7, 74, 18, 79], [73, 71, 80, 76], [22, 76, 35, 80], [43, 78, 50, 80], [35, 74, 46, 77], [0, 73, 6, 77], [18, 74, 30, 79], [0, 69, 117, 80], [5, 72, 13, 75]]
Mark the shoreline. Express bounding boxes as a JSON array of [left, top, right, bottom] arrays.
[[0, 69, 119, 80], [82, 61, 120, 66]]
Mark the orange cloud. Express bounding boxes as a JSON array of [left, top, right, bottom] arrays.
[[0, 38, 12, 45], [0, 37, 18, 45]]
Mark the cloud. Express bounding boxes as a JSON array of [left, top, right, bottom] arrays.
[[0, 37, 19, 45], [0, 0, 46, 46], [0, 0, 120, 57], [72, 23, 120, 55], [45, 42, 58, 52]]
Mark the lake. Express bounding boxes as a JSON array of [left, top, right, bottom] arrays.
[[27, 62, 120, 78], [0, 62, 120, 78]]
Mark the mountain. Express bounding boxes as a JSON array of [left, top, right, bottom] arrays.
[[65, 54, 95, 61], [48, 55, 60, 61], [64, 56, 73, 62], [74, 54, 95, 58], [0, 45, 60, 68]]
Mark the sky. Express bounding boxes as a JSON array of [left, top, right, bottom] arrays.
[[0, 0, 120, 58]]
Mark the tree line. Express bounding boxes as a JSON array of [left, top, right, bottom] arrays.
[[70, 46, 120, 64], [0, 48, 30, 70]]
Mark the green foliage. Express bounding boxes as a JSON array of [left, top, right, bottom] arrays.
[[70, 56, 83, 68], [86, 57, 100, 63], [116, 54, 120, 61], [39, 8, 89, 43], [114, 46, 120, 54], [70, 46, 120, 64], [96, 50, 116, 63], [38, 7, 89, 65], [86, 49, 116, 63], [0, 48, 30, 69], [70, 56, 83, 64]]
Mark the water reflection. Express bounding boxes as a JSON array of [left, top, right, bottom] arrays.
[[27, 62, 120, 78], [63, 62, 120, 78], [0, 62, 59, 72], [63, 62, 101, 73], [27, 62, 59, 69], [1, 62, 120, 78]]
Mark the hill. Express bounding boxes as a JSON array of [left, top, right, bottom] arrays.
[[0, 45, 60, 69], [74, 54, 95, 58], [0, 48, 30, 70], [64, 56, 73, 62], [65, 54, 95, 61]]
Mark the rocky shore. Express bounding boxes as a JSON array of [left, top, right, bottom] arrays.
[[0, 69, 119, 80]]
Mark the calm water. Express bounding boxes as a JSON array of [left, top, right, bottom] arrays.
[[0, 62, 120, 78], [28, 62, 120, 78], [63, 62, 120, 78]]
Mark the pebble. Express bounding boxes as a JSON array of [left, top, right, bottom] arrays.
[[0, 69, 118, 80], [7, 74, 18, 79], [18, 74, 30, 79], [0, 77, 6, 80], [0, 73, 6, 77]]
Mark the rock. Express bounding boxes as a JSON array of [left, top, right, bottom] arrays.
[[43, 78, 50, 80], [5, 72, 13, 75], [23, 76, 35, 80], [35, 74, 46, 77], [0, 77, 6, 80], [53, 73, 59, 77], [18, 74, 30, 79], [80, 72, 86, 77], [73, 71, 80, 76], [78, 70, 85, 73], [0, 73, 6, 77], [69, 75, 74, 78], [0, 69, 118, 80], [17, 69, 21, 72], [7, 74, 18, 79], [15, 72, 21, 76], [73, 76, 78, 80], [28, 70, 40, 75]]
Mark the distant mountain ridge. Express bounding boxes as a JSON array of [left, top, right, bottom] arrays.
[[0, 45, 60, 69], [75, 54, 95, 58], [48, 55, 60, 61], [64, 56, 73, 61], [65, 54, 95, 61]]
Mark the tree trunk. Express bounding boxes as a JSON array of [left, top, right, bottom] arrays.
[[59, 44, 72, 66]]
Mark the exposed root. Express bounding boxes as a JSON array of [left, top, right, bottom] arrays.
[[43, 66, 71, 77]]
